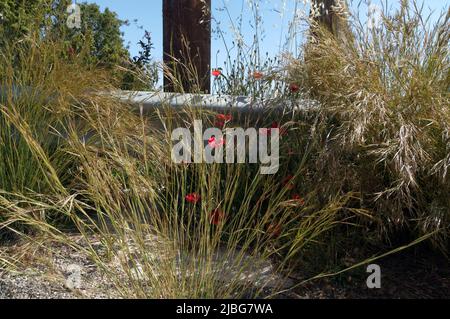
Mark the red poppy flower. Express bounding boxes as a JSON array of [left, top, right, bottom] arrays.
[[253, 71, 263, 79], [292, 194, 305, 206], [212, 69, 221, 77], [216, 113, 232, 122], [209, 209, 225, 225], [267, 223, 282, 238], [185, 193, 200, 204], [289, 83, 300, 93], [282, 175, 295, 190], [215, 114, 231, 129], [208, 136, 225, 148], [215, 120, 225, 129]]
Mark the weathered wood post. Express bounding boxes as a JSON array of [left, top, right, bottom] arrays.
[[310, 0, 349, 39], [163, 0, 211, 94], [311, 0, 335, 33]]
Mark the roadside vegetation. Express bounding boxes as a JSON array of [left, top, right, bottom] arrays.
[[0, 0, 448, 298]]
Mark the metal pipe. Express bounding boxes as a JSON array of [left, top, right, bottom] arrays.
[[1, 86, 319, 114], [111, 90, 319, 113]]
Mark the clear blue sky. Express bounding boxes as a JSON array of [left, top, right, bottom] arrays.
[[80, 0, 448, 88]]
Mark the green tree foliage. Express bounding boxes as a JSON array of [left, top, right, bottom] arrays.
[[0, 0, 156, 89], [121, 31, 158, 90], [67, 2, 129, 68]]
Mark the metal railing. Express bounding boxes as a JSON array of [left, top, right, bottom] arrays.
[[1, 86, 319, 113], [112, 90, 319, 113]]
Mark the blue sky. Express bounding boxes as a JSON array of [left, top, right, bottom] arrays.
[[80, 0, 448, 88]]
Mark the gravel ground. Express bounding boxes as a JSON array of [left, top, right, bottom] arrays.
[[0, 235, 295, 299], [0, 239, 119, 299], [1, 236, 449, 299]]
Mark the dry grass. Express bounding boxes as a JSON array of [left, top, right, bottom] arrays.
[[288, 1, 450, 251], [1, 0, 448, 299], [0, 31, 351, 298]]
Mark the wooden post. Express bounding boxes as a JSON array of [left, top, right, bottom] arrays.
[[310, 0, 349, 38], [311, 0, 335, 33], [163, 0, 211, 94]]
